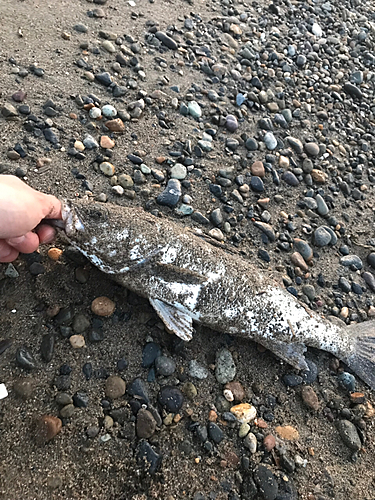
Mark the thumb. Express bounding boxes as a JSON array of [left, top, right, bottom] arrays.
[[41, 195, 62, 220]]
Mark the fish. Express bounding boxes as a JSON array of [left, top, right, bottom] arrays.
[[60, 199, 375, 390]]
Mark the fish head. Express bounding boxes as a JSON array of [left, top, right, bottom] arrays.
[[62, 199, 131, 274]]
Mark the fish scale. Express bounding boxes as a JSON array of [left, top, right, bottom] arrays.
[[61, 199, 375, 390]]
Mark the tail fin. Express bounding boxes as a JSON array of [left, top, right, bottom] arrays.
[[344, 321, 375, 391]]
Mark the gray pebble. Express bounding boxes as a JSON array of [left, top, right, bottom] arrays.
[[337, 420, 361, 451], [155, 355, 176, 376], [189, 360, 209, 379], [314, 226, 332, 247], [263, 132, 277, 150], [215, 348, 236, 384], [315, 194, 329, 216], [340, 255, 363, 270]]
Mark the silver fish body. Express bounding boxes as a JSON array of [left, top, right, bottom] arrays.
[[62, 199, 375, 390]]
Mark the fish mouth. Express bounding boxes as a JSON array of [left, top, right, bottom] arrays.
[[61, 201, 85, 236]]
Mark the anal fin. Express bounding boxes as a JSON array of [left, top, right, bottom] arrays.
[[150, 298, 193, 341], [259, 339, 308, 371]]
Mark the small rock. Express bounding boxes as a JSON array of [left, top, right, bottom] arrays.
[[69, 335, 85, 348], [338, 372, 356, 392], [34, 415, 62, 444], [105, 118, 125, 132], [105, 376, 126, 399], [136, 408, 157, 438], [253, 465, 278, 500], [263, 132, 277, 150], [187, 101, 202, 119], [91, 296, 115, 316], [275, 425, 299, 441], [301, 386, 319, 410], [155, 355, 176, 376], [304, 143, 320, 156], [244, 432, 257, 453], [215, 348, 236, 384], [100, 162, 115, 176], [225, 114, 238, 132], [337, 419, 361, 451], [250, 160, 265, 177], [263, 434, 276, 451], [137, 440, 162, 474], [157, 179, 181, 207], [16, 347, 36, 369], [189, 360, 209, 379], [230, 403, 257, 423], [158, 386, 184, 412], [100, 136, 115, 149], [340, 255, 363, 270], [208, 422, 224, 444]]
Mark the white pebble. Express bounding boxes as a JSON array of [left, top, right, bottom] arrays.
[[89, 107, 102, 119], [223, 389, 234, 402], [112, 185, 124, 196]]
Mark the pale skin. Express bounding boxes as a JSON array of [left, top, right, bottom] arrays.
[[0, 175, 62, 263]]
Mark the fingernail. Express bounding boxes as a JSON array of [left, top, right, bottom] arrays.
[[6, 235, 26, 246]]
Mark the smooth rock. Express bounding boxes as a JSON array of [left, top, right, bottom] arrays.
[[158, 386, 183, 413], [253, 465, 278, 500], [215, 348, 236, 384], [337, 419, 361, 451], [105, 376, 126, 399]]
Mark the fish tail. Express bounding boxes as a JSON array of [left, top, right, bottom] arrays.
[[344, 321, 375, 390]]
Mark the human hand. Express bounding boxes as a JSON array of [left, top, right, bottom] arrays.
[[0, 175, 62, 263]]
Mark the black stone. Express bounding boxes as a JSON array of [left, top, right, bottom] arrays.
[[40, 332, 55, 362], [73, 392, 89, 408], [142, 342, 162, 367], [60, 364, 72, 375], [117, 357, 128, 371], [128, 377, 150, 404], [343, 83, 363, 99], [208, 422, 224, 444], [137, 440, 162, 474], [43, 127, 59, 144], [16, 346, 36, 369], [250, 176, 264, 192], [253, 465, 278, 500], [127, 154, 143, 164], [196, 424, 208, 442], [55, 374, 71, 391], [158, 385, 183, 412], [55, 307, 74, 326], [258, 249, 270, 262], [83, 362, 93, 380], [95, 72, 112, 86], [156, 179, 181, 207], [155, 31, 178, 50]]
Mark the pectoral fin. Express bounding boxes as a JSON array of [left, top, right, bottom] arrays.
[[150, 298, 193, 341], [259, 339, 308, 371]]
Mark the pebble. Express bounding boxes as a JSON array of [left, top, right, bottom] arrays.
[[337, 419, 361, 451], [118, 174, 134, 189], [187, 101, 202, 119], [314, 226, 332, 247], [155, 355, 176, 376], [12, 90, 27, 102], [367, 253, 375, 269], [282, 171, 299, 187], [137, 441, 162, 474], [89, 107, 102, 119], [208, 422, 224, 444], [73, 392, 89, 408], [301, 386, 319, 411], [170, 163, 187, 180], [225, 114, 238, 132], [250, 161, 265, 177], [105, 376, 126, 399], [16, 347, 36, 369], [230, 403, 257, 423], [189, 360, 209, 379], [155, 31, 178, 50], [100, 136, 115, 149], [263, 434, 276, 452], [128, 377, 150, 404], [136, 408, 157, 438], [338, 372, 356, 392], [225, 381, 245, 401], [253, 465, 278, 500], [157, 179, 181, 207], [72, 313, 90, 334], [344, 83, 363, 99], [35, 415, 62, 444], [304, 143, 320, 157], [95, 72, 112, 87], [100, 162, 115, 176], [102, 104, 117, 118], [315, 194, 329, 216], [40, 333, 55, 362], [275, 425, 299, 441], [215, 348, 236, 384], [105, 118, 125, 132], [340, 255, 363, 270], [74, 24, 88, 33], [142, 342, 161, 367], [263, 132, 277, 150], [48, 248, 63, 261], [69, 335, 85, 348], [283, 374, 303, 387], [5, 263, 19, 278], [83, 135, 99, 149], [91, 296, 115, 316], [102, 40, 116, 53], [158, 386, 184, 413], [250, 176, 264, 193], [182, 381, 197, 399]]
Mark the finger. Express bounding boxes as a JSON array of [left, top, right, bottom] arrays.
[[0, 240, 19, 263], [35, 224, 56, 244], [6, 232, 40, 254], [42, 195, 62, 220]]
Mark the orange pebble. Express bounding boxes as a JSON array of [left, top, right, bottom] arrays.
[[48, 248, 63, 261]]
